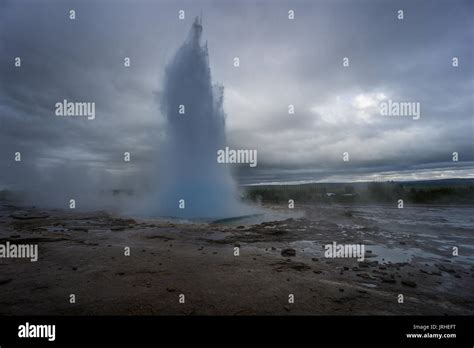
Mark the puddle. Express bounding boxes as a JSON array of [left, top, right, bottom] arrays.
[[366, 245, 450, 264], [366, 245, 413, 264], [289, 240, 324, 257], [211, 210, 304, 226]]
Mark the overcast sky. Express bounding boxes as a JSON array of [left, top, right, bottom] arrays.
[[0, 0, 473, 193]]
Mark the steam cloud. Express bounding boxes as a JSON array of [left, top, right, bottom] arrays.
[[143, 17, 251, 219]]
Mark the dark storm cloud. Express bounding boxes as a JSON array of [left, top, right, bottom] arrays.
[[219, 0, 474, 182], [0, 0, 473, 195]]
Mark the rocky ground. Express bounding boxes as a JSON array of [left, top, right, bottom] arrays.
[[0, 200, 473, 315]]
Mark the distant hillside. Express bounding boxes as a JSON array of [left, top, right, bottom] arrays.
[[243, 179, 474, 205]]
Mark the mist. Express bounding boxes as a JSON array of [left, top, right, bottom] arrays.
[[141, 17, 251, 219]]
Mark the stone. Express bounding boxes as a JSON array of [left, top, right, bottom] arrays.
[[281, 248, 296, 257], [401, 280, 417, 287]]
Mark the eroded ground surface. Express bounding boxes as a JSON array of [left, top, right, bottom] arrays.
[[0, 201, 473, 315]]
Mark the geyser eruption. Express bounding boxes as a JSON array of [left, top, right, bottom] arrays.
[[152, 17, 249, 219]]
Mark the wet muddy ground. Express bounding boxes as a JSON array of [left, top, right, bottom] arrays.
[[0, 201, 473, 315]]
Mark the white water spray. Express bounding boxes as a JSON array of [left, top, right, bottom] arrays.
[[150, 17, 250, 219]]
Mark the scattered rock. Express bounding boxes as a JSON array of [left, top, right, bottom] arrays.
[[395, 262, 409, 267], [290, 263, 311, 272], [357, 273, 375, 280], [10, 212, 49, 220], [71, 227, 88, 232], [0, 237, 66, 244], [0, 279, 12, 285], [281, 248, 296, 257], [437, 264, 456, 273], [146, 236, 174, 241], [401, 280, 417, 288]]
